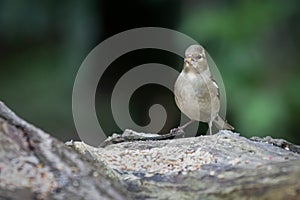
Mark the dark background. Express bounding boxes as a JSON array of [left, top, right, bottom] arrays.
[[0, 0, 299, 144]]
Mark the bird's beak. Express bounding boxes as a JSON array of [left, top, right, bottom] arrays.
[[184, 57, 192, 65]]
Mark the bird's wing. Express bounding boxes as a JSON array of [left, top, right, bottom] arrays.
[[210, 77, 220, 99], [194, 75, 220, 118]]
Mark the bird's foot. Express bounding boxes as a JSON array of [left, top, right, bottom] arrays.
[[170, 127, 185, 137]]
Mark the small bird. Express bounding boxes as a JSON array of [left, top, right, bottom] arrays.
[[173, 44, 234, 135]]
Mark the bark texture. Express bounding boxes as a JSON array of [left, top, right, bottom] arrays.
[[0, 101, 129, 200], [0, 101, 300, 200]]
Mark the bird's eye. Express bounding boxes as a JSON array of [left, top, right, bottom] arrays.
[[194, 54, 202, 60]]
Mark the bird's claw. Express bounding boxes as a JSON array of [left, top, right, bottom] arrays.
[[170, 127, 185, 137]]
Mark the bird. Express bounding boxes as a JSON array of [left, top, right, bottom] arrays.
[[173, 44, 234, 135]]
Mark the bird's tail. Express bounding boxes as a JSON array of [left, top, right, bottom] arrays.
[[213, 114, 234, 130]]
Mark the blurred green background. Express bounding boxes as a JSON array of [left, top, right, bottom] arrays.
[[0, 0, 299, 144]]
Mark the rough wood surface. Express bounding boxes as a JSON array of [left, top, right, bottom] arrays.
[[70, 131, 300, 200], [0, 101, 129, 200], [0, 101, 300, 200]]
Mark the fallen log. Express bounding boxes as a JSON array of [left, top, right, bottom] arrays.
[[0, 101, 299, 199]]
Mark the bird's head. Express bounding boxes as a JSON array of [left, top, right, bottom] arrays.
[[183, 44, 208, 73]]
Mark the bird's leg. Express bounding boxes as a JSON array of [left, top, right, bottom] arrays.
[[170, 120, 195, 134], [208, 120, 213, 135], [180, 120, 195, 129]]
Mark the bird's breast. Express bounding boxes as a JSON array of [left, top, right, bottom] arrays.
[[174, 72, 219, 122]]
